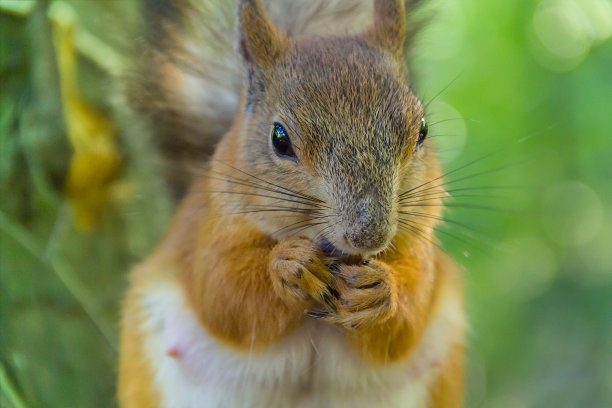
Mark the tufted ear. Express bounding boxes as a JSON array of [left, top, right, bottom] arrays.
[[237, 0, 286, 68], [368, 0, 406, 59]]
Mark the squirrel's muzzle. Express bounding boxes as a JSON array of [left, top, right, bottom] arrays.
[[343, 196, 394, 253]]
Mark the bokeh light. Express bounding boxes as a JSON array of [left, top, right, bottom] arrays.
[[531, 0, 612, 71]]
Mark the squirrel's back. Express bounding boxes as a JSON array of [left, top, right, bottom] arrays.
[[126, 0, 394, 194]]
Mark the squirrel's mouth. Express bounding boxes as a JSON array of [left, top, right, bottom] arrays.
[[317, 236, 378, 263]]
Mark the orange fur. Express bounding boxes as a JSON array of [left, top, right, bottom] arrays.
[[428, 343, 464, 408], [427, 253, 465, 407], [182, 202, 305, 350]]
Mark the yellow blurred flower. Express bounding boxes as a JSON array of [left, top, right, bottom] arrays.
[[50, 1, 120, 230]]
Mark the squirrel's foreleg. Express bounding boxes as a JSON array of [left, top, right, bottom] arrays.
[[182, 227, 336, 350]]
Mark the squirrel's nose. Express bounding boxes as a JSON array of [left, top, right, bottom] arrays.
[[344, 198, 391, 252]]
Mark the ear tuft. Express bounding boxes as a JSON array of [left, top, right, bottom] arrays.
[[237, 0, 285, 68], [369, 0, 406, 58]]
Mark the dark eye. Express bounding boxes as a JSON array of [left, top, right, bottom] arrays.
[[416, 117, 428, 150], [271, 122, 296, 158]]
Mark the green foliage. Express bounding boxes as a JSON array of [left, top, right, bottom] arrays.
[[415, 0, 612, 406], [1, 0, 610, 407]]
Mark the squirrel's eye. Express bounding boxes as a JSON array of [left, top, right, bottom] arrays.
[[416, 117, 428, 150], [271, 123, 296, 159]]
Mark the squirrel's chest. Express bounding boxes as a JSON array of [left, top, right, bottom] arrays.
[[139, 282, 446, 408]]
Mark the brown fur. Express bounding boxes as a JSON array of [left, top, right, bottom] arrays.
[[120, 0, 463, 406]]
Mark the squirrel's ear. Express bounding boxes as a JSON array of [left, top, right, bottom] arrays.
[[237, 0, 286, 68], [368, 0, 406, 59]]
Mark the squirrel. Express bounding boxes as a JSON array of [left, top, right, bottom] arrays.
[[118, 0, 465, 407]]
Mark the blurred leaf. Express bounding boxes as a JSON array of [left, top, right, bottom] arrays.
[[0, 362, 28, 408], [0, 0, 35, 17], [49, 1, 120, 230]]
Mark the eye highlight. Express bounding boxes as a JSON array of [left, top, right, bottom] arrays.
[[416, 117, 428, 151], [271, 122, 296, 159]]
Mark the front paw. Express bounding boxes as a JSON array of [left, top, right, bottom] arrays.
[[311, 260, 397, 330], [269, 239, 337, 310]]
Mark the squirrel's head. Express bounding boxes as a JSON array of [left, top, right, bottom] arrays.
[[213, 0, 442, 258]]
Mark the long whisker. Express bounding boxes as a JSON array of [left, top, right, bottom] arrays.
[[404, 162, 524, 199], [401, 214, 502, 252], [205, 169, 321, 201], [313, 224, 334, 244], [399, 193, 509, 206], [232, 200, 327, 217], [230, 208, 326, 216], [427, 117, 464, 128], [399, 211, 482, 234], [400, 203, 518, 213], [404, 217, 478, 249], [398, 152, 499, 199], [286, 221, 329, 238], [397, 220, 442, 251], [398, 158, 518, 199], [213, 160, 326, 204], [398, 185, 526, 206], [203, 171, 329, 207], [198, 189, 323, 208], [424, 71, 464, 109], [273, 216, 331, 237]]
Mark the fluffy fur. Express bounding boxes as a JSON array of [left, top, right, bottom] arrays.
[[119, 0, 464, 406]]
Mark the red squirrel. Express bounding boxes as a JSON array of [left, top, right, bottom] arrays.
[[119, 0, 465, 406]]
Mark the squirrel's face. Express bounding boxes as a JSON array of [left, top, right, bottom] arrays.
[[213, 0, 442, 257], [263, 39, 429, 256]]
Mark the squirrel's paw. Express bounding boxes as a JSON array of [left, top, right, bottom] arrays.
[[269, 239, 338, 310], [310, 260, 398, 330]]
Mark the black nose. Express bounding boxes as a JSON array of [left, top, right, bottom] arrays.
[[345, 198, 391, 251]]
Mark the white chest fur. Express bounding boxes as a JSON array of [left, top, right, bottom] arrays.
[[138, 281, 463, 408]]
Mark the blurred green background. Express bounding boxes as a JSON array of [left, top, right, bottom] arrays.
[[1, 0, 610, 407]]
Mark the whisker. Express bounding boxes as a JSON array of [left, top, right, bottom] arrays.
[[399, 211, 482, 234], [399, 160, 523, 201], [198, 189, 324, 208], [423, 71, 463, 109], [239, 203, 325, 212], [398, 151, 499, 199], [213, 160, 326, 204], [230, 208, 326, 216], [428, 162, 523, 192], [400, 203, 518, 213], [287, 221, 329, 238], [313, 224, 334, 243], [428, 117, 464, 127], [400, 214, 501, 252], [397, 220, 443, 251], [405, 217, 478, 249], [399, 193, 510, 206], [203, 171, 329, 207], [398, 185, 526, 206], [386, 241, 398, 256], [273, 215, 331, 237]]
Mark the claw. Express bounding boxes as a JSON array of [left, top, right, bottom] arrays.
[[326, 263, 339, 273], [305, 310, 329, 319], [321, 293, 337, 312], [357, 280, 382, 290]]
